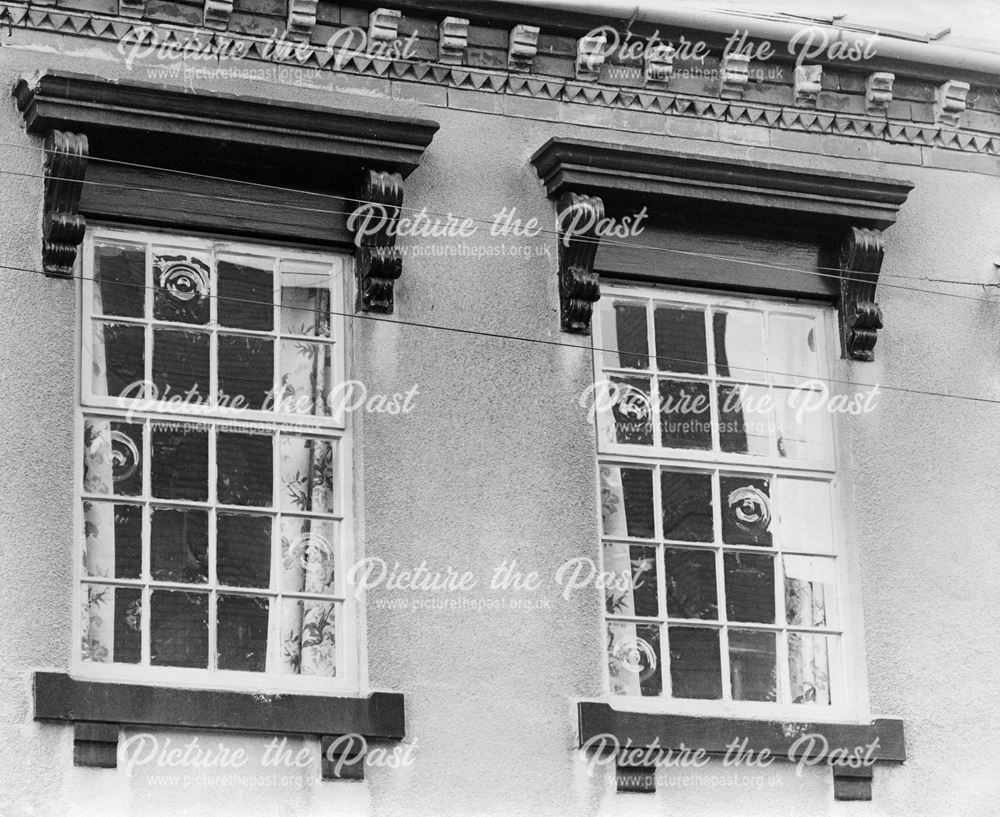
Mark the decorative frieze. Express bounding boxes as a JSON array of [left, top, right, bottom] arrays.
[[354, 170, 404, 313], [286, 0, 317, 40], [203, 0, 232, 31], [118, 0, 144, 18], [576, 32, 607, 81], [935, 80, 970, 127], [438, 16, 468, 65], [865, 72, 894, 116], [368, 7, 401, 52], [508, 24, 539, 73], [794, 65, 822, 108], [719, 53, 750, 100], [555, 192, 604, 333], [839, 227, 885, 362], [644, 44, 675, 88], [42, 130, 89, 278]]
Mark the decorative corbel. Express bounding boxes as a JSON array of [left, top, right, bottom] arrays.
[[439, 16, 468, 65], [368, 7, 401, 52], [576, 32, 607, 81], [839, 227, 885, 361], [203, 0, 232, 30], [719, 53, 750, 100], [865, 72, 894, 116], [508, 24, 539, 73], [118, 0, 145, 18], [42, 130, 89, 278], [793, 65, 822, 108], [644, 44, 675, 88], [286, 0, 317, 40], [556, 192, 604, 334], [935, 80, 970, 127], [353, 169, 404, 313]]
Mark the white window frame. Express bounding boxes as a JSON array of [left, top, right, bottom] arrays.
[[73, 225, 361, 696], [593, 282, 869, 723]]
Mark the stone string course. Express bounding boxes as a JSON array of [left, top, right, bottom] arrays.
[[2, 1, 999, 158]]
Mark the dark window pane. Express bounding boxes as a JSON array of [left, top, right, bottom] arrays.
[[655, 305, 707, 374], [83, 419, 144, 497], [669, 626, 722, 699], [218, 258, 274, 331], [150, 507, 209, 583], [661, 470, 713, 542], [664, 548, 718, 620], [604, 543, 658, 617], [82, 584, 142, 665], [218, 335, 274, 411], [218, 513, 272, 588], [659, 380, 711, 450], [83, 501, 142, 580], [153, 329, 209, 403], [724, 552, 775, 623], [217, 595, 269, 672], [612, 303, 649, 369], [150, 590, 208, 668], [730, 629, 777, 702], [94, 322, 145, 399], [95, 244, 145, 318], [605, 376, 653, 445], [619, 467, 654, 538], [608, 621, 662, 697], [151, 424, 208, 501], [153, 254, 210, 324], [720, 475, 772, 546], [218, 432, 273, 506]]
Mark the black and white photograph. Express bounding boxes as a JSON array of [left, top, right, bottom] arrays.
[[0, 0, 998, 813]]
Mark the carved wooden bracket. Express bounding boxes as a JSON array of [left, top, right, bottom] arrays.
[[839, 227, 885, 361], [354, 169, 404, 313], [42, 130, 89, 277], [556, 192, 604, 334]]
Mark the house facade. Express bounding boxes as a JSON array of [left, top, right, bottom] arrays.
[[0, 0, 998, 814]]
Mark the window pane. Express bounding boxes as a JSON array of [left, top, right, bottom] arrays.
[[280, 518, 337, 594], [94, 243, 145, 318], [218, 334, 274, 411], [152, 329, 209, 403], [664, 548, 717, 620], [713, 309, 764, 380], [784, 555, 838, 627], [668, 626, 721, 699], [151, 423, 208, 501], [720, 474, 772, 546], [281, 262, 333, 338], [217, 513, 272, 588], [280, 600, 338, 677], [608, 621, 661, 697], [81, 584, 142, 664], [775, 387, 829, 461], [724, 552, 775, 623], [153, 252, 210, 324], [279, 436, 336, 514], [600, 300, 648, 370], [279, 340, 334, 417], [92, 322, 144, 399], [769, 314, 818, 385], [603, 543, 657, 617], [661, 470, 713, 542], [150, 507, 209, 583], [150, 590, 208, 668], [717, 384, 771, 456], [654, 305, 706, 374], [604, 376, 653, 446], [83, 501, 142, 579], [218, 256, 273, 331], [775, 478, 834, 553], [218, 431, 273, 507], [83, 419, 144, 497], [659, 380, 711, 450], [217, 595, 269, 672], [600, 465, 653, 538], [729, 629, 777, 702], [788, 632, 836, 705]]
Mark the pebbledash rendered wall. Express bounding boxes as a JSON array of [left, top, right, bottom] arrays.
[[0, 2, 999, 816]]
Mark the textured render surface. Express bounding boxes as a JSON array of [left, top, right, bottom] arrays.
[[0, 25, 999, 817]]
